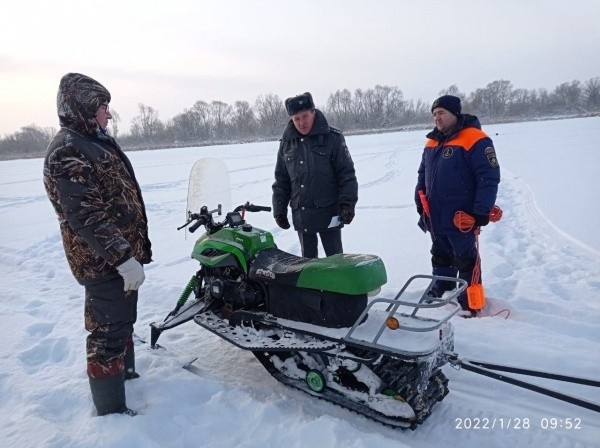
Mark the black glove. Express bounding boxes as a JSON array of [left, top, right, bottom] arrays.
[[274, 214, 290, 229], [417, 204, 424, 215], [473, 213, 490, 227], [340, 204, 355, 224]]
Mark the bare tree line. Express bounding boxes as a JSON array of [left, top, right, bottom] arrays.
[[2, 77, 599, 159]]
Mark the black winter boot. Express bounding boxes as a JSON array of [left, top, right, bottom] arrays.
[[89, 373, 136, 416], [124, 341, 140, 380]]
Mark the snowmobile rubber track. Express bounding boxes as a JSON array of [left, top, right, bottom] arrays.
[[253, 349, 448, 429], [369, 356, 449, 423], [193, 310, 449, 426], [253, 351, 417, 429]]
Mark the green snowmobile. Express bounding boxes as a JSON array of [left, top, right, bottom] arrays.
[[150, 158, 600, 428], [150, 158, 466, 429]]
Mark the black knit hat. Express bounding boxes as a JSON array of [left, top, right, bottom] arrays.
[[285, 92, 315, 116], [431, 95, 461, 116]]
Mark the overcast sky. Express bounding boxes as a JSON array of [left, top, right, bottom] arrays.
[[1, 0, 599, 136]]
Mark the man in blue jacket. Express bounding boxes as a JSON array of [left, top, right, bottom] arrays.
[[415, 95, 500, 316]]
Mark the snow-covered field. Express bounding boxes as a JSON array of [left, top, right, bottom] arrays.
[[1, 117, 599, 447]]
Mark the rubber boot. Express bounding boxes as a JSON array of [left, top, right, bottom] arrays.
[[124, 339, 140, 380], [89, 373, 136, 416]]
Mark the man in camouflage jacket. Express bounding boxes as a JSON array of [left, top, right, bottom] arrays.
[[43, 73, 152, 416], [272, 92, 358, 258]]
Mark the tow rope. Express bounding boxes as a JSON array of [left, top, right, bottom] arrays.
[[452, 206, 503, 311], [447, 354, 600, 413]]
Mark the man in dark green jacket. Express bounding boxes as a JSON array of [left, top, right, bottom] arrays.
[[272, 92, 358, 258], [44, 73, 152, 416]]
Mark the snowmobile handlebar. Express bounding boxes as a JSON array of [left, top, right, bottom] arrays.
[[233, 202, 271, 213], [181, 202, 271, 234]]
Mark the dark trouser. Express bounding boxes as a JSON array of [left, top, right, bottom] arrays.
[[430, 232, 479, 310], [298, 228, 343, 258], [84, 276, 138, 379]]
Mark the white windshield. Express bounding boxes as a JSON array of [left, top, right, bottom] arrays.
[[186, 157, 232, 217]]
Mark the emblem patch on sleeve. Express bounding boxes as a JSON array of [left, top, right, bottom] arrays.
[[485, 147, 499, 167]]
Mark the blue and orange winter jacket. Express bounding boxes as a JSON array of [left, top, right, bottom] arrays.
[[415, 114, 500, 234]]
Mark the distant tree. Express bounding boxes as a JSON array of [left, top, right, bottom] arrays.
[[372, 85, 404, 128], [438, 84, 466, 100], [191, 100, 212, 139], [254, 93, 287, 137], [209, 101, 232, 139], [108, 108, 120, 139], [326, 89, 353, 129], [130, 103, 164, 142], [0, 124, 55, 157], [507, 88, 534, 117], [533, 88, 554, 115], [583, 77, 600, 109], [230, 100, 257, 138], [171, 109, 200, 142], [553, 80, 582, 111], [469, 80, 513, 117], [402, 99, 430, 124], [360, 88, 380, 128], [352, 88, 367, 128]]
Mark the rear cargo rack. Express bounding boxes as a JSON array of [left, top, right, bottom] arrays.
[[342, 275, 466, 356]]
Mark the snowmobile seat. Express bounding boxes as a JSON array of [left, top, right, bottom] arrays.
[[249, 248, 387, 295], [249, 248, 313, 287], [249, 248, 388, 328]]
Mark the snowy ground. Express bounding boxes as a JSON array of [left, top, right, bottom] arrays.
[[1, 117, 599, 447]]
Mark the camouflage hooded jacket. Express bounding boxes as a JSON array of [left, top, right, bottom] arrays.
[[43, 73, 152, 285]]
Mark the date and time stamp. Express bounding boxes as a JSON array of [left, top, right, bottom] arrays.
[[454, 417, 583, 430]]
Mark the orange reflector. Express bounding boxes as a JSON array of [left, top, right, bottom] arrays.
[[386, 317, 400, 330], [467, 284, 486, 310]]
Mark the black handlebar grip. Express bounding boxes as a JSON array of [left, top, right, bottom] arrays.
[[189, 216, 206, 233], [188, 221, 202, 233], [257, 205, 272, 212]]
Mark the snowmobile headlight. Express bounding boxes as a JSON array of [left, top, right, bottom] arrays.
[[367, 287, 381, 297], [386, 317, 400, 330]]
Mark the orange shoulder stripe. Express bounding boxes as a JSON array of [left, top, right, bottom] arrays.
[[445, 127, 488, 151], [424, 127, 488, 151]]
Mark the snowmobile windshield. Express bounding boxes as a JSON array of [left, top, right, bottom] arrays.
[[186, 158, 232, 217]]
